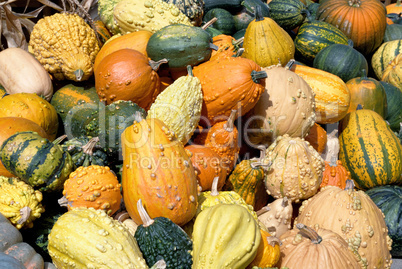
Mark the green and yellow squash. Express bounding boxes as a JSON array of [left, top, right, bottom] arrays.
[[203, 8, 236, 35], [268, 0, 309, 31], [163, 0, 204, 26], [339, 108, 402, 189], [372, 39, 402, 79]]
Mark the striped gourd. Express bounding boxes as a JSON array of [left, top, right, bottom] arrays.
[[268, 0, 308, 31], [339, 109, 402, 190], [0, 131, 73, 192], [372, 39, 402, 79], [294, 20, 349, 64]]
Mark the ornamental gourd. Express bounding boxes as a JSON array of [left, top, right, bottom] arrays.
[[372, 40, 402, 79], [296, 183, 393, 269], [263, 134, 325, 203], [59, 165, 122, 216], [268, 0, 309, 31], [382, 53, 402, 89], [210, 34, 243, 61], [193, 56, 266, 125], [28, 13, 100, 81], [304, 123, 327, 154], [242, 6, 295, 68], [147, 66, 203, 145], [0, 48, 53, 101], [192, 203, 261, 269], [247, 229, 281, 269], [121, 118, 198, 226], [279, 224, 361, 269], [249, 61, 316, 145], [320, 156, 351, 190], [163, 0, 204, 26], [48, 207, 149, 269], [0, 176, 44, 229]]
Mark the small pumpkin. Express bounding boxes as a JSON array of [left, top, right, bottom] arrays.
[[319, 156, 351, 190], [247, 229, 281, 269], [210, 34, 243, 61], [304, 123, 327, 154]]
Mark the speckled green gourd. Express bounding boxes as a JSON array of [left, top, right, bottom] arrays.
[[192, 203, 261, 269], [147, 66, 202, 145], [0, 131, 73, 192], [48, 207, 148, 269], [98, 0, 124, 34], [134, 200, 192, 269]]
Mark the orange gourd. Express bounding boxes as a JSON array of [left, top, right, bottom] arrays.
[[320, 156, 351, 190], [59, 165, 122, 216], [247, 230, 281, 269], [386, 0, 402, 24], [209, 34, 243, 61], [95, 49, 165, 110], [304, 123, 327, 154]]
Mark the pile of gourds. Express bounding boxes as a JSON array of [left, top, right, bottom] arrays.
[[0, 0, 401, 268]]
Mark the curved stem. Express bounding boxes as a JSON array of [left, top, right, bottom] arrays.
[[285, 59, 296, 70], [82, 137, 99, 156], [58, 196, 69, 207], [256, 206, 271, 216], [224, 110, 236, 132], [53, 134, 67, 145], [255, 5, 264, 22], [137, 199, 154, 227], [202, 17, 218, 30], [345, 179, 355, 190], [251, 70, 268, 83], [17, 207, 32, 225], [267, 236, 281, 247], [210, 177, 220, 196], [233, 37, 244, 48], [187, 65, 193, 77], [74, 69, 84, 81], [114, 211, 130, 222], [296, 223, 322, 244], [235, 48, 245, 57], [149, 59, 168, 71]]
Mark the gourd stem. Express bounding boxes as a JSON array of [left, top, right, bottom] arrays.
[[114, 211, 130, 222], [285, 59, 296, 70], [329, 155, 338, 167], [58, 196, 69, 207], [347, 39, 354, 48], [74, 69, 84, 81], [137, 199, 154, 227], [17, 207, 32, 225], [224, 110, 237, 132], [150, 259, 167, 269], [209, 43, 219, 51], [267, 236, 281, 247], [149, 59, 168, 71], [187, 65, 193, 77], [82, 137, 100, 156], [233, 37, 244, 48], [345, 179, 355, 190], [250, 146, 271, 169], [282, 196, 289, 207], [210, 177, 220, 196], [235, 48, 245, 57], [296, 223, 322, 244], [356, 104, 364, 110], [133, 110, 145, 123], [348, 0, 361, 7], [251, 70, 268, 83], [256, 206, 271, 216], [201, 17, 218, 30], [255, 6, 264, 22], [361, 69, 367, 79], [53, 134, 67, 145]]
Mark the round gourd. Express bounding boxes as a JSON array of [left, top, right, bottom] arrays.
[[268, 0, 309, 31], [263, 134, 325, 203], [345, 70, 388, 118], [366, 185, 402, 257], [231, 0, 271, 31], [95, 49, 163, 110], [317, 0, 387, 55], [380, 81, 402, 132], [0, 93, 58, 141], [319, 156, 351, 190], [313, 43, 368, 82], [203, 8, 235, 35], [247, 229, 281, 268], [372, 40, 402, 79], [384, 23, 402, 42], [0, 117, 48, 178], [296, 184, 393, 269]]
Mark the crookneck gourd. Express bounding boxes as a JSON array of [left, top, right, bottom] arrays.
[[28, 13, 100, 82]]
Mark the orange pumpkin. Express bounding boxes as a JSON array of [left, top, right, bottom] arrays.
[[304, 123, 327, 154], [317, 0, 387, 55], [95, 49, 164, 110], [0, 117, 48, 177], [194, 110, 240, 174], [193, 56, 266, 125], [320, 156, 351, 190], [210, 34, 243, 61], [59, 165, 122, 216], [247, 229, 281, 269], [386, 0, 402, 24], [185, 144, 227, 192], [93, 30, 153, 72]]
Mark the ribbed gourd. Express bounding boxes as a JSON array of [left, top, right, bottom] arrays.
[[371, 39, 402, 79], [147, 66, 202, 145], [28, 13, 100, 82], [192, 203, 261, 269], [134, 200, 192, 269], [0, 132, 73, 192], [113, 0, 192, 34], [0, 176, 44, 229], [197, 177, 258, 221], [163, 0, 204, 26], [48, 207, 149, 269]]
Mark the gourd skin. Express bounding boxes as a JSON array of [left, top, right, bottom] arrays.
[[48, 207, 148, 269], [113, 0, 192, 34], [0, 176, 44, 229], [372, 40, 402, 79], [147, 67, 203, 145], [192, 203, 261, 269], [28, 13, 100, 82], [0, 48, 53, 101]]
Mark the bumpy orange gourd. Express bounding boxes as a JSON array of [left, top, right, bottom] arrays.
[[194, 110, 240, 174], [185, 144, 227, 192], [193, 56, 266, 125], [247, 229, 281, 269], [95, 49, 164, 110], [319, 156, 351, 190], [304, 123, 327, 154], [121, 118, 198, 226], [59, 165, 122, 216], [209, 34, 243, 61]]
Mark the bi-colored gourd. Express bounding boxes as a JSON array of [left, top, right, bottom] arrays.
[[263, 134, 325, 203], [268, 0, 309, 31], [163, 0, 204, 26], [0, 132, 73, 192], [339, 108, 402, 189], [0, 93, 58, 141], [28, 13, 100, 81], [0, 48, 53, 101], [249, 61, 316, 145], [48, 207, 149, 269], [371, 40, 402, 79], [192, 203, 261, 269], [382, 53, 402, 89], [59, 165, 122, 216], [121, 118, 198, 226], [247, 229, 281, 269], [242, 6, 295, 68], [134, 199, 193, 268], [147, 66, 203, 145], [0, 176, 44, 229], [279, 224, 361, 269], [296, 183, 393, 269]]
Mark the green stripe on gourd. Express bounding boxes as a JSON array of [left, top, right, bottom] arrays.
[[268, 0, 308, 31], [372, 40, 402, 79], [380, 81, 402, 132]]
